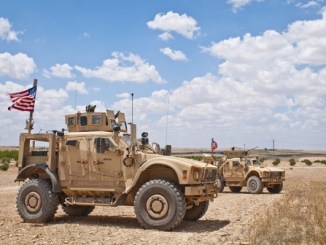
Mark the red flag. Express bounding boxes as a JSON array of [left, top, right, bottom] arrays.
[[8, 86, 37, 112], [211, 138, 218, 151]]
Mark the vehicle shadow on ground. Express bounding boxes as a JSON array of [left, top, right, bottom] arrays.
[[222, 190, 284, 195], [47, 215, 230, 233], [178, 219, 230, 233], [51, 215, 140, 228]]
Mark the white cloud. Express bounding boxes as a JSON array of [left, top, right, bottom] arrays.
[[160, 47, 188, 61], [65, 81, 88, 94], [75, 52, 165, 84], [0, 17, 21, 41], [110, 9, 326, 149], [158, 32, 174, 41], [147, 11, 200, 39], [296, 1, 319, 8], [0, 52, 36, 80], [43, 63, 74, 78], [116, 93, 130, 99], [227, 0, 261, 12]]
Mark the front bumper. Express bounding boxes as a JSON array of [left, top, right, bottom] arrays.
[[261, 177, 285, 183], [184, 184, 218, 197]]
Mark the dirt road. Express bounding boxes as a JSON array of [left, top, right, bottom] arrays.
[[1, 163, 325, 245]]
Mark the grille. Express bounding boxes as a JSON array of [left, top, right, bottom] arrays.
[[203, 169, 217, 182], [270, 172, 282, 178]]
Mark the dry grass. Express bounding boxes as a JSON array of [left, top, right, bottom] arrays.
[[248, 181, 326, 245]]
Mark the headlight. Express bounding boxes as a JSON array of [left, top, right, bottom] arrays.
[[263, 171, 270, 177], [193, 170, 201, 181]]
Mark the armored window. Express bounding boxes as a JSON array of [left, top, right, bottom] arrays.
[[66, 140, 78, 147], [67, 117, 75, 126], [92, 115, 101, 125], [119, 122, 127, 131], [233, 161, 240, 167], [79, 116, 88, 126], [95, 137, 116, 153]]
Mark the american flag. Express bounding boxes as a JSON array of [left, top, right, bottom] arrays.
[[211, 138, 218, 151], [8, 86, 37, 112]]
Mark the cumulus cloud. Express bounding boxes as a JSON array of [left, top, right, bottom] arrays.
[[65, 81, 88, 94], [296, 1, 319, 8], [160, 47, 188, 61], [0, 52, 36, 80], [43, 63, 74, 78], [111, 9, 326, 148], [147, 11, 200, 39], [158, 32, 174, 41], [75, 52, 165, 84], [0, 17, 21, 41], [227, 0, 261, 12]]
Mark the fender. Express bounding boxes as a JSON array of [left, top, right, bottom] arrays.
[[15, 163, 62, 193], [123, 156, 192, 194]]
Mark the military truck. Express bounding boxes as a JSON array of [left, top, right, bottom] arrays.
[[15, 105, 218, 231], [205, 149, 285, 194]]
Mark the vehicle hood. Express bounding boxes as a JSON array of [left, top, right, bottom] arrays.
[[249, 165, 284, 172], [144, 154, 216, 169]]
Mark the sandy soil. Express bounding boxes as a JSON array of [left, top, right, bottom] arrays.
[[0, 161, 325, 245]]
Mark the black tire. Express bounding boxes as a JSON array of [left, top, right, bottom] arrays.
[[184, 201, 209, 221], [16, 179, 59, 223], [247, 176, 264, 194], [267, 183, 283, 194], [229, 186, 242, 193], [62, 204, 95, 216], [215, 178, 225, 193], [134, 179, 186, 231]]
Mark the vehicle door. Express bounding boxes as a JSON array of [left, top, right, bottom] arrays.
[[90, 137, 124, 190], [59, 137, 90, 185]]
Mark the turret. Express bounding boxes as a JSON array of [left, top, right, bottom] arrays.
[[65, 105, 127, 132]]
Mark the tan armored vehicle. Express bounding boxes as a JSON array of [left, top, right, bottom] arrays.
[[207, 149, 285, 194], [15, 105, 218, 231]]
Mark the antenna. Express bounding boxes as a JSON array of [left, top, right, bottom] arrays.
[[165, 96, 169, 145], [131, 93, 134, 124]]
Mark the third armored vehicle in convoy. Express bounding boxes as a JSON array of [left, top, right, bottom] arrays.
[[15, 105, 218, 231], [211, 149, 285, 194]]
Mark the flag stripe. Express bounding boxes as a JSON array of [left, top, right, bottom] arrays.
[[8, 86, 37, 112]]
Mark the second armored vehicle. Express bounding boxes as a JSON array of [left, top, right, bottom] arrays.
[[211, 149, 285, 194]]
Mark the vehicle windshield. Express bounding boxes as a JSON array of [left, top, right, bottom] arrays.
[[120, 133, 156, 154], [245, 158, 262, 166]]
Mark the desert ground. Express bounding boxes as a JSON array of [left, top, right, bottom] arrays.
[[0, 157, 325, 245]]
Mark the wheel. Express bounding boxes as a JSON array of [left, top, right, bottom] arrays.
[[134, 179, 186, 231], [247, 176, 264, 194], [215, 178, 225, 193], [267, 183, 283, 194], [229, 186, 242, 193], [62, 204, 94, 216], [184, 201, 209, 221], [16, 179, 59, 223]]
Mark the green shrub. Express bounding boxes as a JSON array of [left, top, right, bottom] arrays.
[[314, 160, 326, 165], [259, 158, 266, 163], [0, 158, 10, 171], [301, 159, 312, 166], [272, 158, 281, 166], [289, 158, 296, 166], [0, 162, 9, 171], [0, 150, 18, 161]]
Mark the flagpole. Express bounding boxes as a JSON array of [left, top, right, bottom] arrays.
[[27, 79, 37, 134]]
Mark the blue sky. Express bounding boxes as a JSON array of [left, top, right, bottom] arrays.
[[0, 0, 326, 150]]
